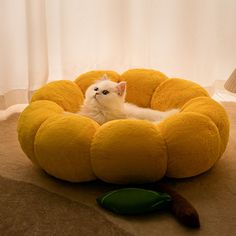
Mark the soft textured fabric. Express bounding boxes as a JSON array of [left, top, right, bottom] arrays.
[[91, 120, 167, 184], [151, 78, 209, 111], [181, 97, 230, 156], [158, 112, 220, 178], [121, 69, 168, 108], [17, 69, 230, 183], [17, 100, 64, 165], [31, 80, 84, 112], [0, 176, 131, 236], [34, 114, 99, 182], [97, 188, 172, 215]]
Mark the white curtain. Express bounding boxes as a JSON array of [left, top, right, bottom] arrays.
[[1, 0, 236, 114], [0, 0, 48, 113]]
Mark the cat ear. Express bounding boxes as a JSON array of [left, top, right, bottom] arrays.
[[100, 74, 109, 81], [117, 82, 126, 96]]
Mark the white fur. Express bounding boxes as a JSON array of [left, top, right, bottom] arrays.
[[124, 103, 179, 122], [76, 76, 179, 125]]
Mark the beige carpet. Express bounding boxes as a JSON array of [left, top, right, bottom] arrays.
[[0, 102, 236, 236]]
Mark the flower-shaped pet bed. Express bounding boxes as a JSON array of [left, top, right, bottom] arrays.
[[17, 69, 229, 184]]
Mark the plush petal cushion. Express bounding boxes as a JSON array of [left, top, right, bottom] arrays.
[[17, 69, 230, 184], [181, 96, 230, 155], [121, 69, 168, 108], [91, 120, 167, 184], [31, 80, 84, 112], [151, 78, 209, 111], [97, 188, 172, 215], [158, 112, 221, 178], [17, 100, 64, 165], [34, 114, 99, 182]]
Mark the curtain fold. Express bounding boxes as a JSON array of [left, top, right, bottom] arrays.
[[0, 0, 48, 112], [0, 0, 236, 115], [53, 0, 236, 85]]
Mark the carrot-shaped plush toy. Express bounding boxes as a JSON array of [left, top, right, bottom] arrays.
[[97, 183, 200, 229]]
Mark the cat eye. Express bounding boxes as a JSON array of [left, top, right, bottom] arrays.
[[102, 90, 109, 95], [94, 87, 99, 91]]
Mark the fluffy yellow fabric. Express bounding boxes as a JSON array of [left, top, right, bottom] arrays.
[[91, 120, 167, 184], [35, 114, 99, 182], [158, 112, 220, 178], [151, 78, 209, 111], [31, 80, 84, 112], [74, 70, 120, 95], [17, 69, 230, 183], [181, 97, 230, 156], [17, 101, 64, 165], [121, 69, 168, 108]]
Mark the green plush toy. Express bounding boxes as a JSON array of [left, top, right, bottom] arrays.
[[97, 184, 200, 229], [97, 188, 172, 215]]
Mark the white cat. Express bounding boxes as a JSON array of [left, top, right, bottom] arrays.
[[77, 75, 179, 125]]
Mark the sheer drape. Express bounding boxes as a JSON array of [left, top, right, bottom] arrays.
[[1, 0, 236, 113], [0, 0, 48, 112]]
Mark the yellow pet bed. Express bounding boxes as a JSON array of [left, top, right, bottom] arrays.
[[17, 69, 230, 184]]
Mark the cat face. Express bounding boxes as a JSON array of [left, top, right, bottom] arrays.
[[84, 76, 126, 108]]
